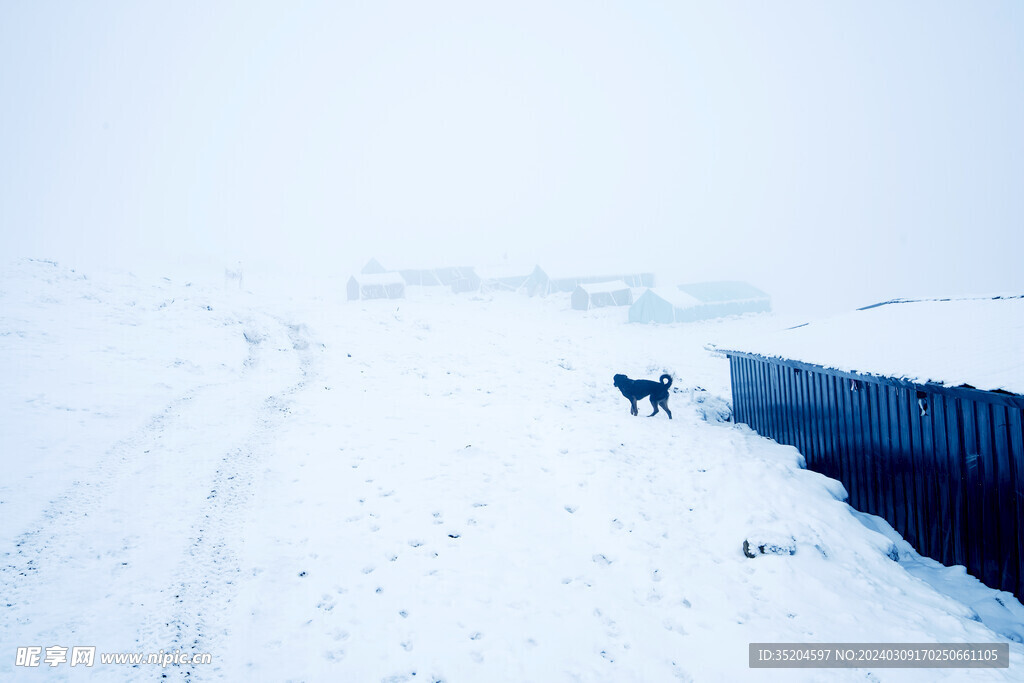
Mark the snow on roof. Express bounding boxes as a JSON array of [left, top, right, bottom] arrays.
[[351, 272, 405, 286], [717, 296, 1024, 396], [640, 287, 704, 309], [578, 280, 630, 294], [678, 280, 768, 303]]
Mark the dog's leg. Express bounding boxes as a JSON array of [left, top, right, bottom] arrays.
[[630, 398, 639, 416], [648, 396, 659, 417], [660, 398, 672, 419]]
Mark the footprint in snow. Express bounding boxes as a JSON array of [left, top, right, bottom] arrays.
[[592, 554, 612, 565], [663, 618, 688, 635], [564, 505, 577, 514], [408, 540, 424, 548]]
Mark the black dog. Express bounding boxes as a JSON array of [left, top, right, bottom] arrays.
[[613, 373, 673, 418]]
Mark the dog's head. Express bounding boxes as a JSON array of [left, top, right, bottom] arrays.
[[613, 374, 629, 388]]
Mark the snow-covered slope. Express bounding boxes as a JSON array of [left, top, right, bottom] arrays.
[[1, 260, 1021, 681], [713, 296, 1024, 395]]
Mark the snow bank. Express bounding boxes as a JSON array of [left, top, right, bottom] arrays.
[[715, 296, 1024, 395]]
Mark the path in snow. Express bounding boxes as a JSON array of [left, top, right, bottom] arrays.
[[1, 262, 316, 680]]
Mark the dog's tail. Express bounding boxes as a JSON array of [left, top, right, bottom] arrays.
[[660, 373, 673, 388]]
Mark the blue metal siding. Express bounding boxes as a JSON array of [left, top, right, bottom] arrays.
[[727, 352, 1024, 599]]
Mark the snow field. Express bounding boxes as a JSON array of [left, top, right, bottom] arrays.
[[1, 261, 1022, 682]]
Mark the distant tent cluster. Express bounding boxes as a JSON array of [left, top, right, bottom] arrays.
[[348, 260, 770, 323], [629, 281, 771, 323], [348, 259, 652, 301], [348, 259, 475, 300]]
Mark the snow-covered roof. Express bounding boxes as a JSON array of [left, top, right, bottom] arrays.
[[716, 296, 1024, 396], [578, 280, 630, 295], [350, 272, 405, 286], [640, 287, 703, 309], [678, 281, 768, 304]]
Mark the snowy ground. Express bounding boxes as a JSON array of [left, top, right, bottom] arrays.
[[1, 259, 1022, 682]]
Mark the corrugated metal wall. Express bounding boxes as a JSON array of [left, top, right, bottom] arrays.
[[728, 352, 1024, 599]]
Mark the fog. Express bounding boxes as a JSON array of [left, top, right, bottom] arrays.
[[2, 1, 1022, 313]]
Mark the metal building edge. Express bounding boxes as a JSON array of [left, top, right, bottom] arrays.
[[723, 350, 1023, 601]]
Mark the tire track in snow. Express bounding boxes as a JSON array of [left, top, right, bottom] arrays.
[[142, 321, 317, 681], [0, 317, 316, 681], [1, 386, 224, 632]]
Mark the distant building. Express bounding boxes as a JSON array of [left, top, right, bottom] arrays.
[[676, 281, 771, 318], [542, 270, 654, 295], [628, 288, 705, 323], [361, 259, 477, 289], [347, 272, 405, 300], [571, 281, 633, 310], [628, 281, 770, 323], [431, 266, 478, 290], [717, 296, 1024, 599], [458, 265, 547, 296], [446, 267, 484, 294]]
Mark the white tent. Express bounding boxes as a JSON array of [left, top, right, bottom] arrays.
[[630, 282, 771, 323], [628, 288, 705, 323], [347, 273, 405, 300], [542, 270, 654, 295], [675, 281, 771, 318], [463, 265, 546, 295], [571, 281, 633, 310]]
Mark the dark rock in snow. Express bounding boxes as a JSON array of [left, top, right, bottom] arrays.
[[743, 537, 797, 558]]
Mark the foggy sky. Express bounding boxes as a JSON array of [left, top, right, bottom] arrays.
[[2, 1, 1022, 312]]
